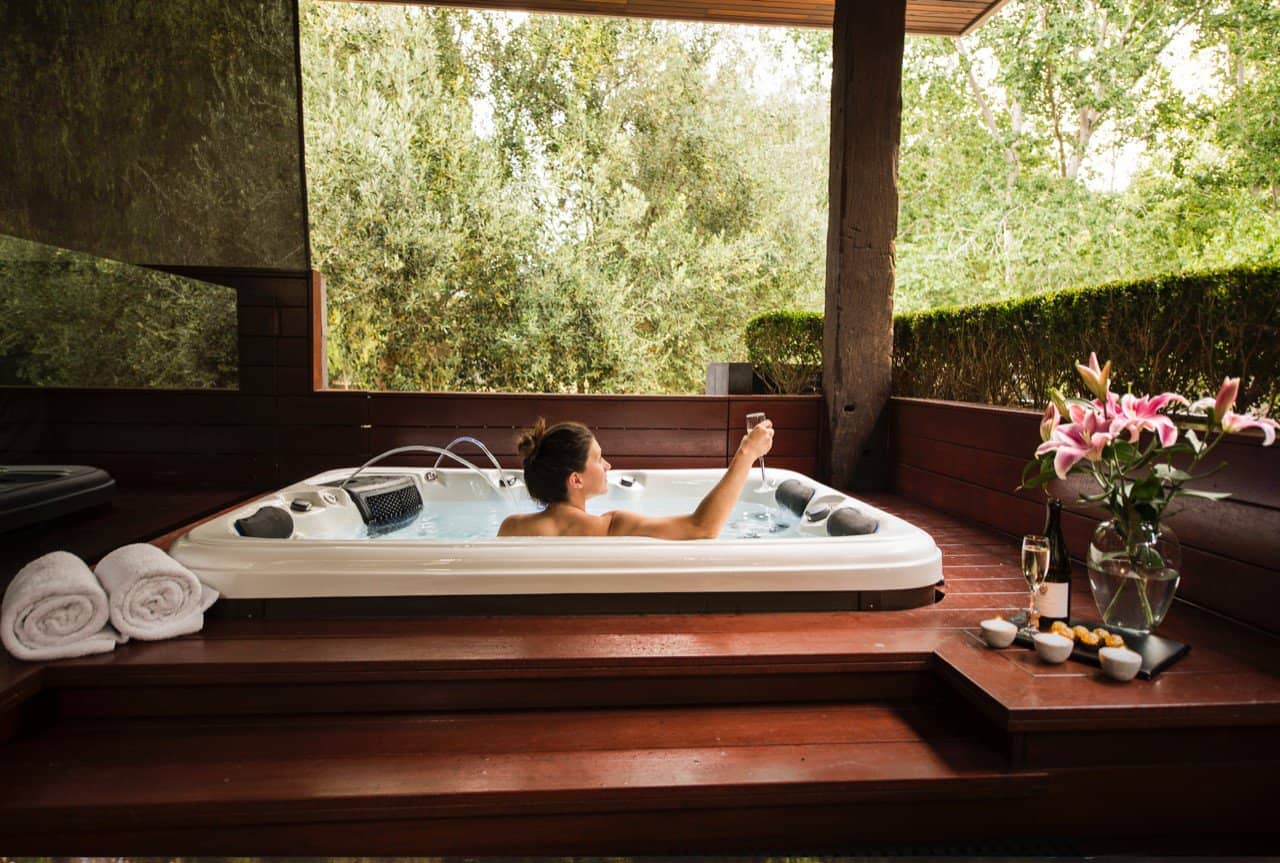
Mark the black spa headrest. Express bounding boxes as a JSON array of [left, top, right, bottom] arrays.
[[234, 505, 294, 539], [774, 478, 816, 517], [826, 507, 879, 536]]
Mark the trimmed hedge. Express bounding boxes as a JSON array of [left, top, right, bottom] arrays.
[[745, 310, 823, 394], [893, 263, 1280, 413], [746, 264, 1279, 411]]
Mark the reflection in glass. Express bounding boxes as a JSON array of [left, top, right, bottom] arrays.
[[0, 0, 306, 270], [0, 234, 238, 389]]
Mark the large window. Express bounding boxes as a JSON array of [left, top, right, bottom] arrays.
[[301, 2, 832, 394]]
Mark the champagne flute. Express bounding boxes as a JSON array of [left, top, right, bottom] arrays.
[[1021, 534, 1051, 634], [745, 412, 770, 492]]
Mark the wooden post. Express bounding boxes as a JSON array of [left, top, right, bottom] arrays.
[[310, 269, 329, 391], [823, 0, 907, 491]]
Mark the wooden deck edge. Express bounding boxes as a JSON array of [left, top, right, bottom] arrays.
[[7, 629, 1275, 735], [2, 752, 1046, 834]]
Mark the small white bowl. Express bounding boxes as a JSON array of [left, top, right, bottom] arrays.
[[979, 617, 1018, 648], [1099, 646, 1143, 681], [1033, 632, 1074, 664]]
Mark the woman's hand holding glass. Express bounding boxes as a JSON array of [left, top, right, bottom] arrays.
[[742, 414, 774, 490]]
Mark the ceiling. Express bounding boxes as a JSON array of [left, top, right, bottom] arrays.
[[353, 0, 1011, 35]]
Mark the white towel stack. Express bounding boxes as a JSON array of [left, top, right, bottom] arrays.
[[1, 551, 125, 661], [94, 543, 219, 641]]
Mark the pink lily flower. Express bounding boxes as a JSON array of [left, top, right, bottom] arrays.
[[1112, 392, 1189, 448], [1036, 409, 1114, 479], [1075, 352, 1112, 401], [1093, 390, 1121, 421], [1039, 402, 1060, 442], [1221, 411, 1278, 446], [1066, 401, 1104, 426]]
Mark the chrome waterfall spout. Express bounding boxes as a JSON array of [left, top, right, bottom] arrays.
[[430, 436, 517, 488], [339, 445, 509, 498]]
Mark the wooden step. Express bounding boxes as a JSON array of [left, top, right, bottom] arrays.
[[0, 702, 1042, 853], [27, 617, 947, 719]]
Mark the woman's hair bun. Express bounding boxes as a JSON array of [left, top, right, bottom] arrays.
[[517, 417, 548, 461]]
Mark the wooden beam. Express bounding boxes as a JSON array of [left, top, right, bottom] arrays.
[[310, 270, 328, 391], [822, 0, 906, 491], [349, 0, 1004, 36], [959, 0, 1012, 35]]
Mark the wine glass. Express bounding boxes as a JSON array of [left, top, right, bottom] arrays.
[[1020, 534, 1051, 634], [745, 412, 770, 492]]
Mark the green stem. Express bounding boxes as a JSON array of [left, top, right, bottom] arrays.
[[1138, 577, 1155, 627], [1102, 575, 1127, 620]]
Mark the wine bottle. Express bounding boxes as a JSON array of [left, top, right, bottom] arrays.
[[1040, 497, 1072, 627]]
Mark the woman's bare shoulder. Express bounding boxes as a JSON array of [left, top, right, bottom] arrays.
[[498, 511, 555, 536]]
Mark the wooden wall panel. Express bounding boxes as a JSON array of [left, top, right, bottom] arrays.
[[15, 390, 276, 426], [367, 393, 728, 429], [2, 387, 279, 487], [889, 397, 1280, 634], [891, 430, 1280, 572]]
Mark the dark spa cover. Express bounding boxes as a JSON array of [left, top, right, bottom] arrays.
[[0, 465, 117, 534]]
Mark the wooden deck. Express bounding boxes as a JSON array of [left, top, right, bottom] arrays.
[[1, 494, 1277, 854]]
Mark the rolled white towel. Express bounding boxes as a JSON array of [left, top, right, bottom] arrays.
[[94, 543, 219, 641], [2, 551, 124, 661]]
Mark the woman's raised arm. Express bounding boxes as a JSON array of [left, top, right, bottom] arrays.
[[607, 420, 774, 539]]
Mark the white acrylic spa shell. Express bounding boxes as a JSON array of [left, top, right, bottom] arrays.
[[169, 467, 943, 598]]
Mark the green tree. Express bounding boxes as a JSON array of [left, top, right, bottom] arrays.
[[302, 3, 829, 393]]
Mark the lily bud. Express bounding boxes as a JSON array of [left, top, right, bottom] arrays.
[[1075, 352, 1112, 401], [1039, 402, 1061, 442], [1049, 387, 1071, 419], [1214, 377, 1240, 421]]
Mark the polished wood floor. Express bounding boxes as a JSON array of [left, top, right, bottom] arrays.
[[0, 493, 1276, 854]]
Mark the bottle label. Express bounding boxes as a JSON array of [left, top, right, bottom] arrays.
[[1040, 582, 1069, 618]]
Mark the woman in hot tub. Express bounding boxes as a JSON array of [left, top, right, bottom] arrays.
[[498, 418, 774, 539]]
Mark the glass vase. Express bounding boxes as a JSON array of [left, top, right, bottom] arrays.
[[1086, 518, 1181, 634]]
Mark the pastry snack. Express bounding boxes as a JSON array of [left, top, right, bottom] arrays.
[[1049, 621, 1125, 649]]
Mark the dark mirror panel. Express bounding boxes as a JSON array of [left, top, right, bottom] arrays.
[[0, 0, 307, 270]]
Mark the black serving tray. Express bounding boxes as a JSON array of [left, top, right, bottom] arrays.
[[1008, 613, 1190, 680]]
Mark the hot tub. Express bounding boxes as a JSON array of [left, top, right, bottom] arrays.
[[169, 467, 943, 612]]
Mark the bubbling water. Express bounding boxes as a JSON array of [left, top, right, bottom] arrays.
[[361, 495, 800, 541]]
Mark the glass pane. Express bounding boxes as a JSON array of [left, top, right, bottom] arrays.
[[0, 234, 238, 389]]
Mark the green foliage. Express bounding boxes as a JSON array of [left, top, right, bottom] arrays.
[[0, 234, 238, 389], [300, 0, 1279, 394], [893, 263, 1280, 414], [895, 1, 1280, 314], [745, 310, 823, 394], [302, 3, 826, 393]]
